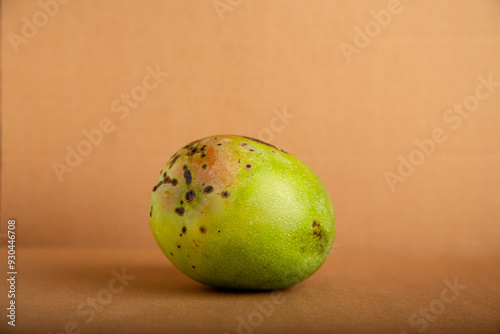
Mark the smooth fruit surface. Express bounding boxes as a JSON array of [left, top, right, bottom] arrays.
[[149, 135, 335, 290]]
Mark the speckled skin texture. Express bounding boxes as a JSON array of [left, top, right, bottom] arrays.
[[149, 135, 335, 290]]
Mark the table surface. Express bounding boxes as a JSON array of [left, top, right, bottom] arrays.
[[1, 248, 499, 334]]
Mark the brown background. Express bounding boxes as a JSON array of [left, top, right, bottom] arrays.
[[1, 0, 499, 333]]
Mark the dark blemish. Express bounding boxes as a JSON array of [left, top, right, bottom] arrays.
[[214, 137, 218, 140], [169, 154, 180, 169], [200, 153, 206, 158], [200, 145, 206, 151], [192, 240, 199, 247], [187, 255, 190, 257], [153, 179, 164, 192], [164, 176, 172, 183], [182, 226, 187, 234], [202, 164, 208, 169], [242, 136, 287, 153], [170, 252, 174, 256], [177, 245, 181, 248], [312, 221, 325, 241], [309, 221, 328, 254], [200, 226, 206, 234], [192, 265, 196, 269], [179, 234, 182, 237], [221, 191, 230, 198], [187, 146, 198, 156], [204, 185, 213, 194], [163, 172, 167, 178], [183, 165, 192, 185], [248, 148, 255, 152], [172, 178, 178, 186], [180, 200, 184, 205], [149, 205, 153, 217], [241, 143, 248, 146], [218, 230, 220, 233], [238, 159, 241, 163], [175, 207, 185, 216], [246, 164, 252, 170], [217, 143, 222, 146], [185, 190, 196, 203], [271, 150, 277, 154]]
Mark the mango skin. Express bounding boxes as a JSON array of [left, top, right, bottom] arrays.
[[149, 135, 335, 290]]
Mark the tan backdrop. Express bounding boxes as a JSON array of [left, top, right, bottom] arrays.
[[1, 0, 500, 254], [1, 1, 500, 334]]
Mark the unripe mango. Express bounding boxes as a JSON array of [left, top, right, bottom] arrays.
[[149, 135, 335, 290]]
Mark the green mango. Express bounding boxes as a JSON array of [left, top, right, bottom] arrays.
[[149, 135, 335, 290]]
